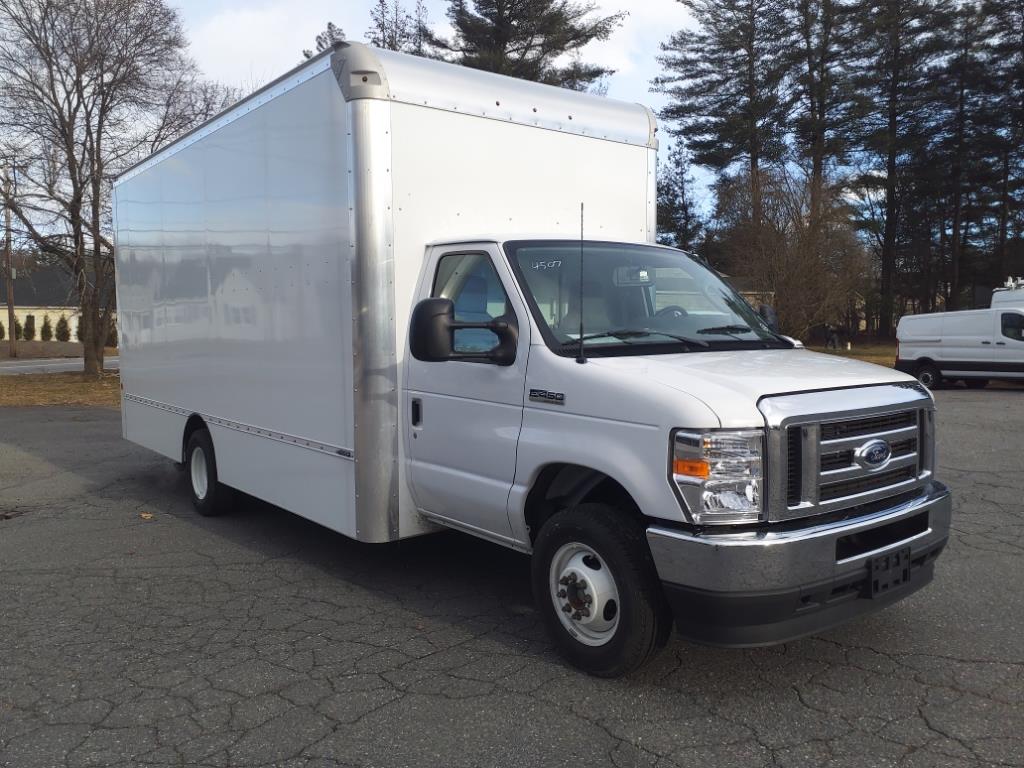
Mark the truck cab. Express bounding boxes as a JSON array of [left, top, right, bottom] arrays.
[[406, 236, 951, 675]]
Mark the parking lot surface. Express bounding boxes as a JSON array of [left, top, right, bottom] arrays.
[[1, 391, 1022, 768]]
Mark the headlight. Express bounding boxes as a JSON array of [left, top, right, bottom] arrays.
[[671, 429, 765, 525]]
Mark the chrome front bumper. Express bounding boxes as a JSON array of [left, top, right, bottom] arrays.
[[646, 483, 951, 646]]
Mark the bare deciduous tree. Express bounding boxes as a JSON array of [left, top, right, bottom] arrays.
[[0, 0, 235, 374]]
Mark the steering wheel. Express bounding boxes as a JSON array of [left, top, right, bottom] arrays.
[[655, 305, 688, 319]]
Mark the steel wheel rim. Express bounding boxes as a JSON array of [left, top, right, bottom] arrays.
[[190, 446, 209, 500], [919, 370, 935, 388], [549, 542, 620, 647]]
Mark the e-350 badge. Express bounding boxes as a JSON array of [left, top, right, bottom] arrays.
[[529, 389, 565, 405]]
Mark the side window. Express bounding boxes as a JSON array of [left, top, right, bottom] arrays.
[[1001, 312, 1024, 342], [433, 253, 511, 354]]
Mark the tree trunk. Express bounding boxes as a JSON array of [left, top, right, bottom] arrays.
[[947, 49, 968, 311], [997, 146, 1011, 280], [878, 12, 902, 338]]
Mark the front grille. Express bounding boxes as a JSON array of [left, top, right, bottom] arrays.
[[820, 466, 917, 502], [772, 403, 933, 522], [820, 411, 916, 441]]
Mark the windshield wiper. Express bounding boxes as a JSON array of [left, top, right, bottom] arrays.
[[561, 329, 709, 350], [697, 324, 753, 335], [697, 324, 794, 347]]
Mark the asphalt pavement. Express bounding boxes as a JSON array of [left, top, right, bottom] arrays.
[[0, 391, 1021, 768], [0, 357, 119, 375]]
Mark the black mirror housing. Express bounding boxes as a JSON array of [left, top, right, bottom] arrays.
[[409, 298, 518, 365]]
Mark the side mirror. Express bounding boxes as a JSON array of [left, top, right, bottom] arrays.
[[409, 298, 518, 366], [758, 304, 780, 333]]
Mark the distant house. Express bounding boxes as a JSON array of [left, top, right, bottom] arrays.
[[722, 275, 775, 309], [4, 259, 83, 340]]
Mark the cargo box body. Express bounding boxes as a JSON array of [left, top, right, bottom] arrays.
[[112, 43, 658, 542]]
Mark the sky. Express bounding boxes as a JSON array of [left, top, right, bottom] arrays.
[[170, 0, 707, 199]]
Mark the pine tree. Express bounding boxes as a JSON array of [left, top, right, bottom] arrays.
[[654, 0, 793, 233], [785, 0, 857, 231], [23, 315, 35, 341], [55, 315, 71, 342], [657, 143, 704, 251], [428, 0, 626, 91], [303, 22, 345, 59], [41, 314, 53, 341], [14, 317, 22, 340], [0, 319, 5, 341], [931, 2, 990, 308], [847, 0, 951, 334], [368, 0, 413, 51], [984, 0, 1024, 281], [410, 0, 431, 55]]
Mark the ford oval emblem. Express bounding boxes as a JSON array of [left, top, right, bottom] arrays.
[[855, 439, 892, 470]]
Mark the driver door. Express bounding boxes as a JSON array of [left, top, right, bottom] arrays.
[[405, 244, 530, 544]]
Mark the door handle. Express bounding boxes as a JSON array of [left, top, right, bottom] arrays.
[[981, 341, 991, 345], [996, 341, 1006, 346], [411, 398, 422, 426]]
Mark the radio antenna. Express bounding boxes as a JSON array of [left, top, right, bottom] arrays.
[[576, 202, 586, 365]]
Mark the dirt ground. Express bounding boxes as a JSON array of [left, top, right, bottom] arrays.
[[809, 342, 898, 367], [0, 372, 121, 407], [0, 341, 118, 360]]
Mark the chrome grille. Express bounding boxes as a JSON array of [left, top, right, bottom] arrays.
[[762, 385, 935, 523]]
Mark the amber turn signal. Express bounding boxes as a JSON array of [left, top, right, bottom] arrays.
[[673, 458, 710, 479]]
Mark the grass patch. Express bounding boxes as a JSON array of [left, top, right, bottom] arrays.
[[0, 372, 121, 407], [808, 343, 897, 367]]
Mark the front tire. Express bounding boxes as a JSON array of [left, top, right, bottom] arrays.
[[531, 503, 671, 677], [185, 429, 233, 516], [916, 363, 942, 389]]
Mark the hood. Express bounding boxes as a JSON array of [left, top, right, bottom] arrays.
[[588, 348, 913, 428]]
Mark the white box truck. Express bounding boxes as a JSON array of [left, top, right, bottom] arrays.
[[113, 43, 951, 676], [897, 280, 1024, 388]]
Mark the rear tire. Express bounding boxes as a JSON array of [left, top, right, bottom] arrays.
[[916, 363, 942, 390], [531, 503, 671, 677], [185, 429, 233, 516], [964, 378, 988, 389]]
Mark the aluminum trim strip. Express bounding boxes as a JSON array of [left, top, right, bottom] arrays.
[[817, 475, 927, 508], [819, 424, 919, 450], [820, 451, 919, 479], [122, 393, 355, 459], [348, 99, 400, 542]]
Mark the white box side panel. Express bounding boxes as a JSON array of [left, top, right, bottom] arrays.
[[387, 102, 653, 536], [114, 69, 357, 535]]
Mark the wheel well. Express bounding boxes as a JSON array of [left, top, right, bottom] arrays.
[[916, 358, 937, 370], [523, 463, 643, 543], [182, 414, 207, 464]]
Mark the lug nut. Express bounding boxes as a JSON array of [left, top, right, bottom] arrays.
[[557, 589, 567, 598], [584, 595, 593, 604], [562, 604, 572, 613]]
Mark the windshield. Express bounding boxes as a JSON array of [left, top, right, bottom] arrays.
[[504, 240, 788, 355]]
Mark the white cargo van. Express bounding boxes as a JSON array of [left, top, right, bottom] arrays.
[[896, 283, 1024, 388], [113, 43, 951, 676]]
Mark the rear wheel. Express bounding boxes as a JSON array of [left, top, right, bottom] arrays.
[[531, 503, 671, 677], [916, 363, 942, 389], [964, 378, 988, 389], [185, 429, 233, 516]]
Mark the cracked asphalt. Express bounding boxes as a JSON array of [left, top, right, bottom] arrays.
[[0, 391, 1022, 768]]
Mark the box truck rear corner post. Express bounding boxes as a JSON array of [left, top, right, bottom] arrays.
[[113, 42, 952, 677]]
